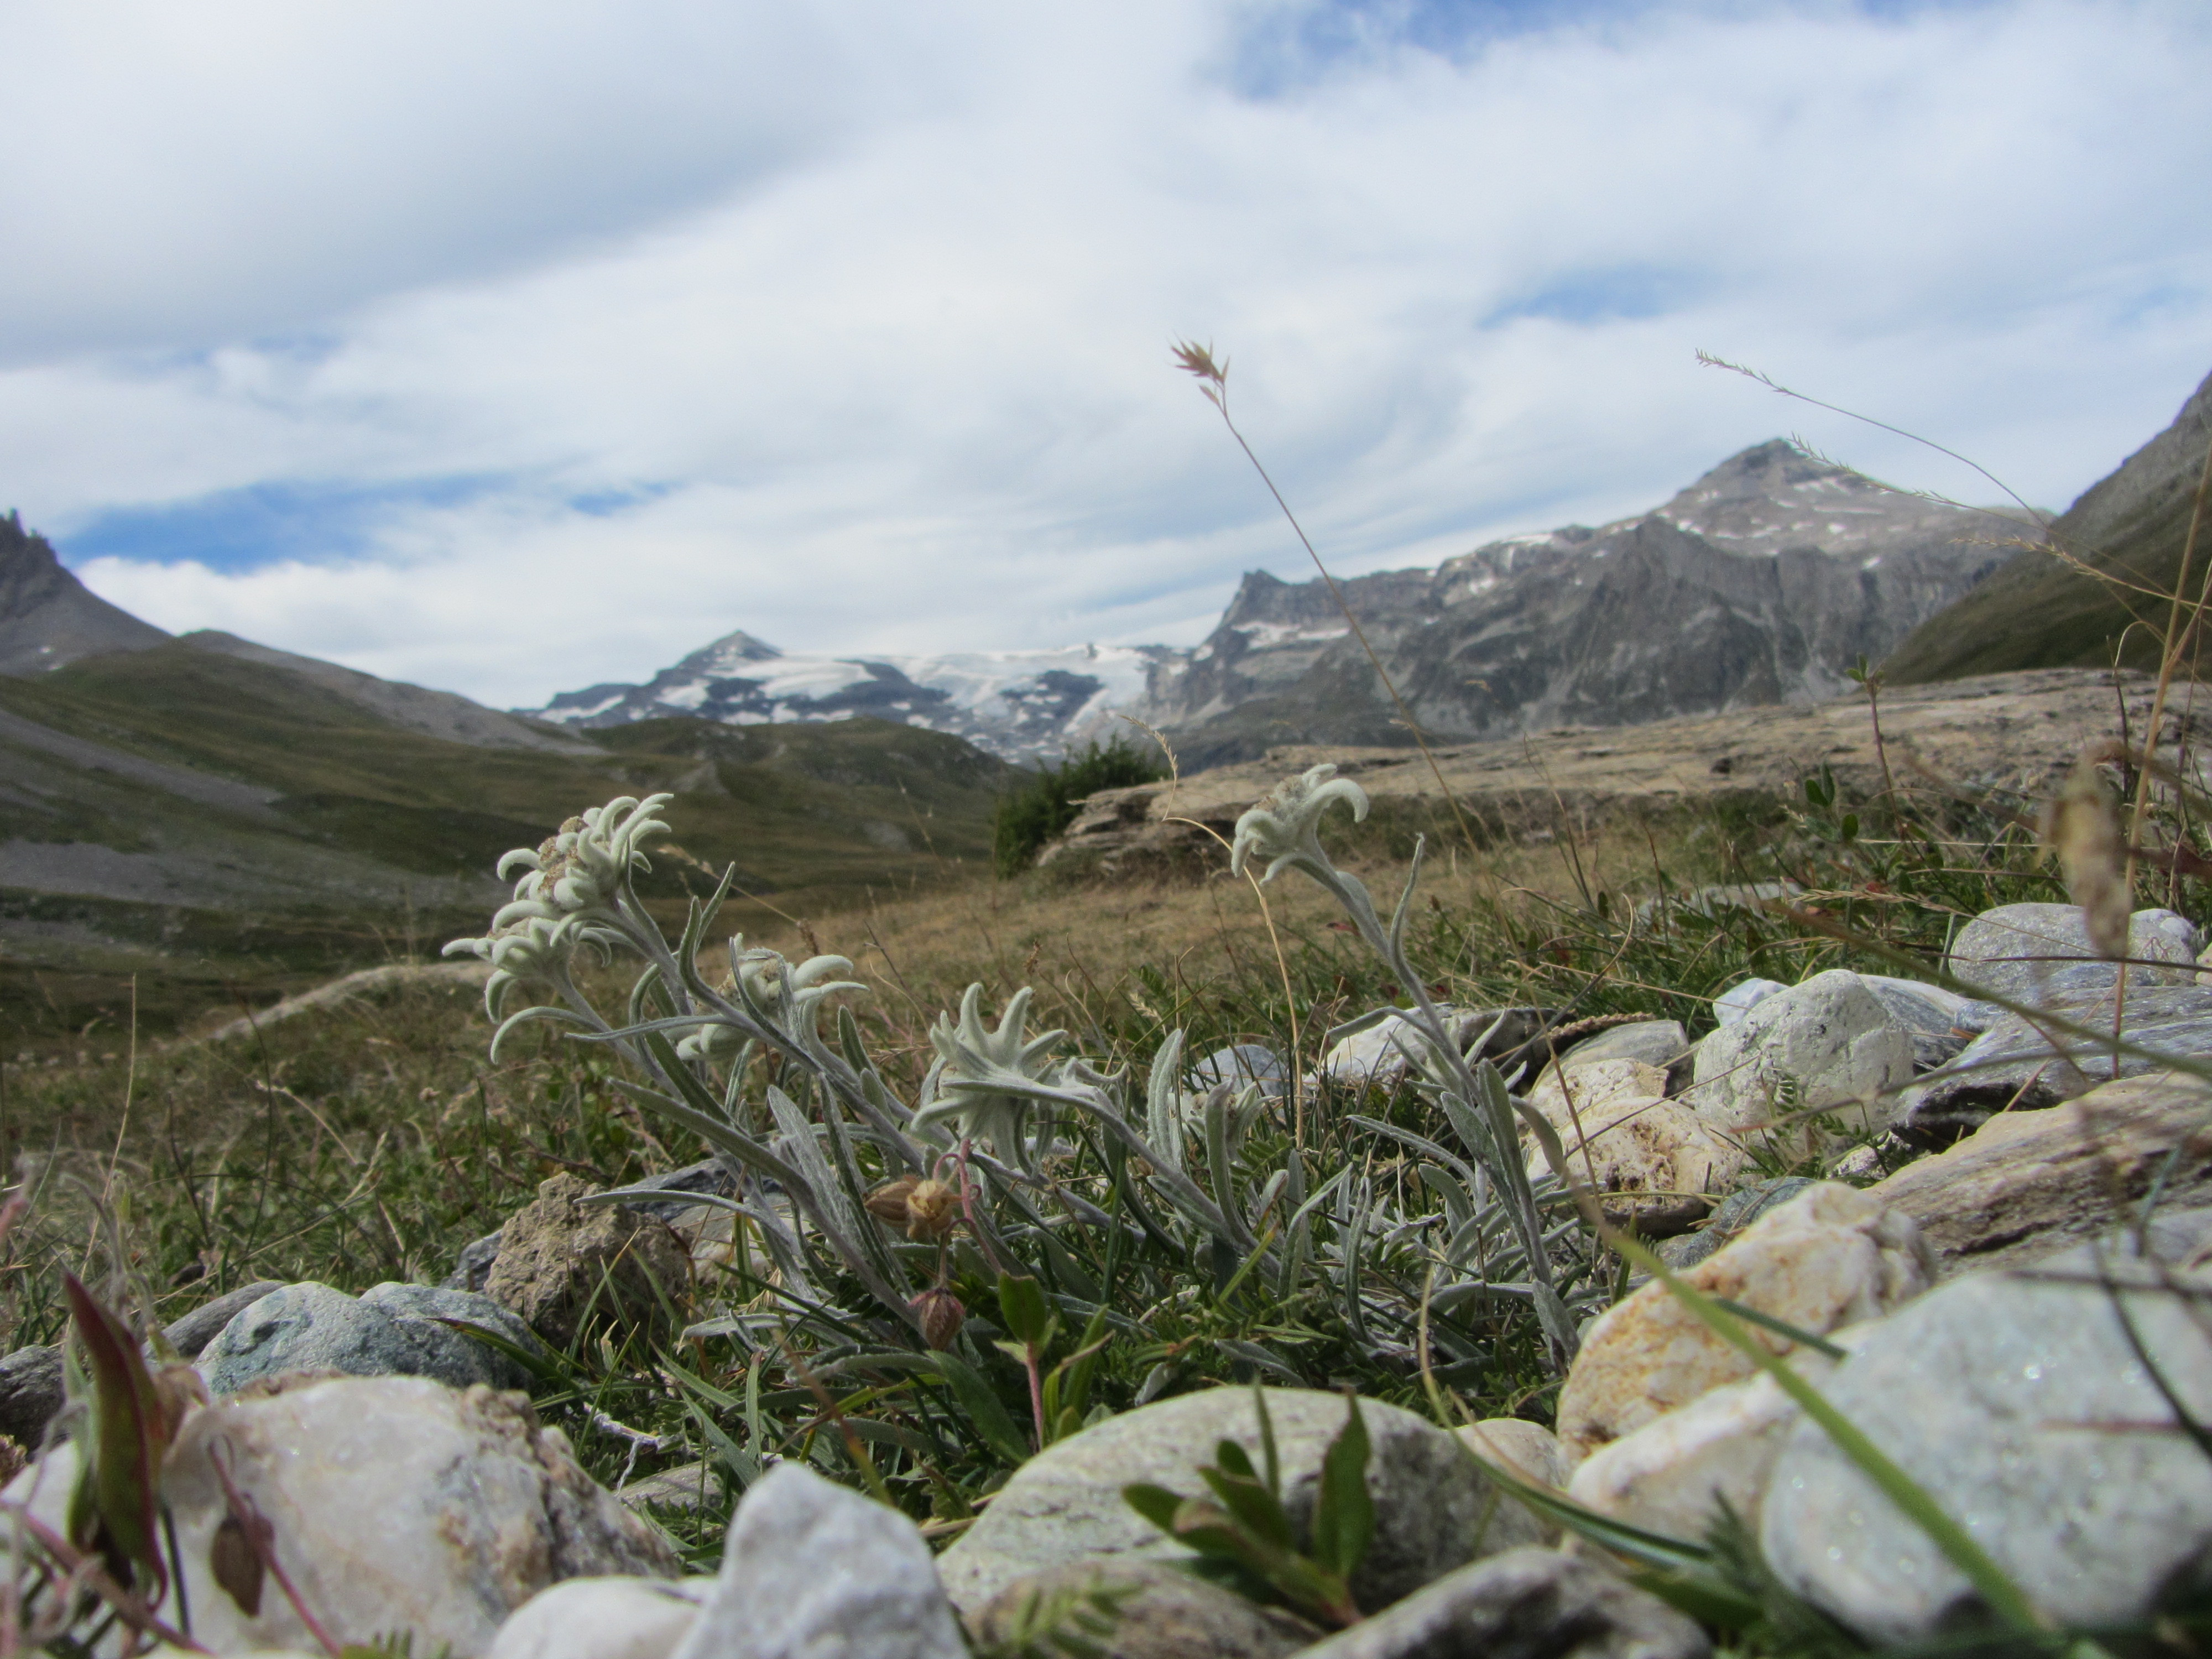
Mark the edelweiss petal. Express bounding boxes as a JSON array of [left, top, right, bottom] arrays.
[[1229, 764, 1370, 883]]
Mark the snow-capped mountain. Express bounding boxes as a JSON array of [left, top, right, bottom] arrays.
[[527, 441, 2022, 767], [533, 629, 1173, 764]]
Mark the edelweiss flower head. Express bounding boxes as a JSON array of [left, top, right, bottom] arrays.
[[912, 985, 1065, 1168], [1229, 764, 1369, 884], [489, 795, 674, 928]]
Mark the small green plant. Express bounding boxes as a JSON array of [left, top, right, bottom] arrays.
[[972, 1569, 1141, 1659], [992, 738, 1164, 876], [1123, 1387, 1374, 1629]]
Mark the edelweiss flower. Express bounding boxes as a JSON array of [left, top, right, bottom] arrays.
[[491, 795, 674, 929], [1229, 764, 1369, 884], [912, 985, 1065, 1169]]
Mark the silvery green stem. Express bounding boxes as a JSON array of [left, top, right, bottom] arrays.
[[1229, 766, 1578, 1369]]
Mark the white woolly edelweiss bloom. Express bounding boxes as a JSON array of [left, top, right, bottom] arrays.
[[675, 941, 867, 1062], [912, 985, 1066, 1168], [490, 794, 674, 928], [1229, 764, 1369, 884], [445, 794, 674, 1016]]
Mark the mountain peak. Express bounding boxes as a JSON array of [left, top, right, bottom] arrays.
[[1651, 438, 1965, 555], [0, 512, 170, 675]]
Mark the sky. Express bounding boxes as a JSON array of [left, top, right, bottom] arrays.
[[3, 0, 2209, 710]]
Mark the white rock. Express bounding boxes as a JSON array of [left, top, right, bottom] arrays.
[[671, 1463, 966, 1659], [1318, 1014, 1444, 1087], [1688, 969, 1913, 1152], [490, 1579, 712, 1659], [2, 1376, 675, 1658], [1554, 1183, 1932, 1461], [1712, 978, 1786, 1026]]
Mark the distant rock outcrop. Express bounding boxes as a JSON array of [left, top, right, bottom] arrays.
[[0, 510, 169, 674], [1886, 365, 2212, 683], [1146, 441, 2013, 767]]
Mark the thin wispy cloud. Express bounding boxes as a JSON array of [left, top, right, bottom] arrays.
[[2, 0, 2206, 707]]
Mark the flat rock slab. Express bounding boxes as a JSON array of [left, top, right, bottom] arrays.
[[1041, 668, 2182, 869], [1870, 1072, 2212, 1277], [1899, 983, 2212, 1141]]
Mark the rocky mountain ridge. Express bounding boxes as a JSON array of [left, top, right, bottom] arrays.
[[0, 510, 169, 674], [533, 440, 2016, 766]]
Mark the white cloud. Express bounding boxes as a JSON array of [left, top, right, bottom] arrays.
[[5, 0, 2209, 709]]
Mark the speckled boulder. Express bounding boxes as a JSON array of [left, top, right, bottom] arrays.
[[1556, 1182, 1932, 1461], [1762, 1228, 2212, 1641]]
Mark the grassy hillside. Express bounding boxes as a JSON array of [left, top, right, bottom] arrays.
[[0, 644, 1018, 1057], [1885, 367, 2212, 682]]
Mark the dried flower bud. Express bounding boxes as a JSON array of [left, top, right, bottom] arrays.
[[904, 1179, 961, 1241], [864, 1176, 922, 1230], [2045, 751, 2131, 959], [910, 1287, 966, 1350], [864, 1176, 961, 1240]]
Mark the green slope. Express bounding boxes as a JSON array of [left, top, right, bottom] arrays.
[[0, 644, 1016, 1056], [1885, 368, 2212, 683]]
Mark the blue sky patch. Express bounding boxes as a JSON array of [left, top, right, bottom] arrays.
[[1483, 264, 1707, 327], [60, 474, 509, 573]]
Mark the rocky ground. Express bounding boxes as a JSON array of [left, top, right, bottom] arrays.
[[4, 874, 2209, 1657]]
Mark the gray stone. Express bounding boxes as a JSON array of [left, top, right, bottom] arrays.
[[489, 1577, 712, 1659], [935, 1386, 1543, 1615], [670, 1462, 964, 1659], [1945, 902, 2201, 1027], [0, 1347, 63, 1449], [1688, 971, 1914, 1151], [1870, 1072, 2212, 1277], [198, 1280, 529, 1395], [611, 1158, 744, 1223], [446, 1228, 504, 1292], [1656, 1177, 1819, 1272], [1761, 1229, 2212, 1641], [1899, 983, 2212, 1142], [1860, 977, 1972, 1070], [1320, 1008, 1563, 1089], [1190, 1044, 1290, 1100], [360, 1281, 552, 1381], [1292, 1548, 1709, 1659], [965, 1559, 1317, 1659], [1712, 978, 1786, 1027], [163, 1280, 285, 1358]]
